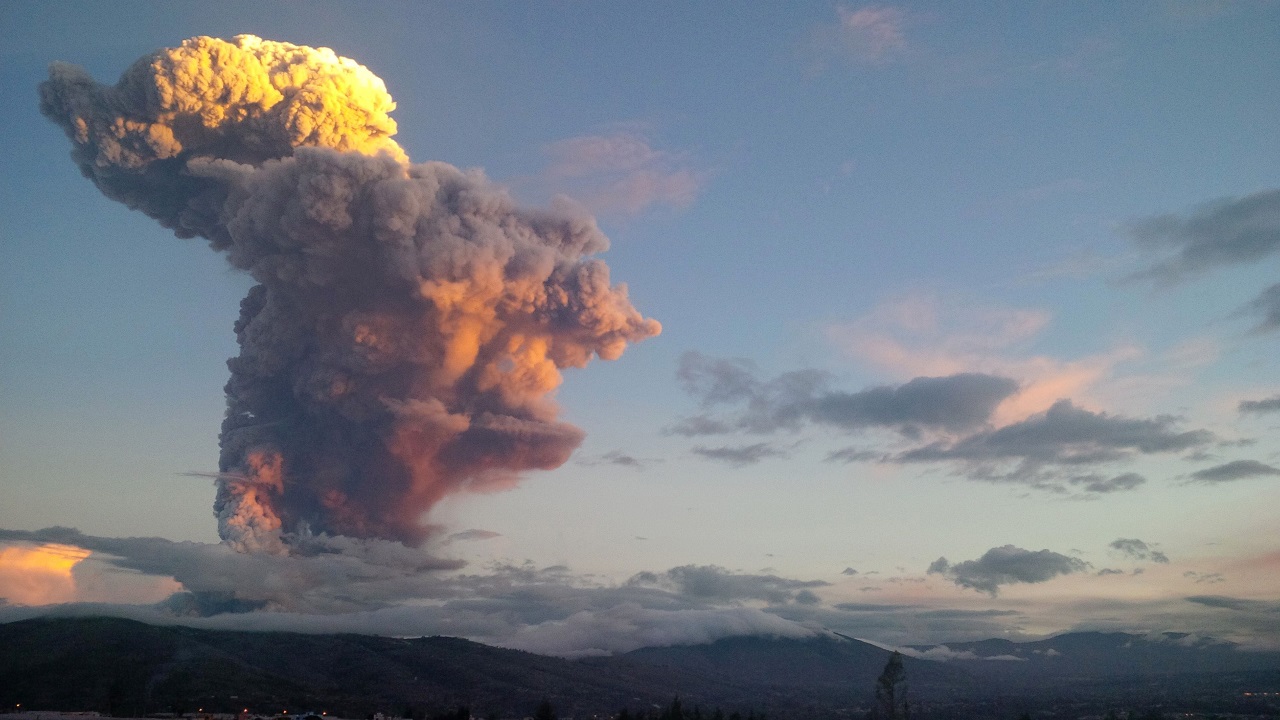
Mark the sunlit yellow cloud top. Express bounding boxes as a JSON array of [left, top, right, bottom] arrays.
[[0, 543, 91, 605]]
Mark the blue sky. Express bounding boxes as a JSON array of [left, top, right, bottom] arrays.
[[1, 1, 1279, 654]]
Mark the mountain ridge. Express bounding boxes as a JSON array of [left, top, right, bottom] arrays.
[[3, 617, 1279, 719]]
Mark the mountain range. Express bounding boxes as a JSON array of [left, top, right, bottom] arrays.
[[2, 618, 1278, 719]]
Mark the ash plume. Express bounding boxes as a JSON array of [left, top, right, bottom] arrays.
[[40, 35, 660, 553]]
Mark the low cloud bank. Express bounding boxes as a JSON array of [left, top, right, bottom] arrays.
[[0, 527, 831, 655], [3, 528, 1273, 654]]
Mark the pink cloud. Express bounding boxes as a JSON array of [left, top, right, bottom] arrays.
[[542, 132, 705, 215], [826, 293, 1142, 426], [806, 5, 916, 74], [835, 6, 909, 63]]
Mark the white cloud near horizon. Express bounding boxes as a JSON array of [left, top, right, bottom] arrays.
[[3, 526, 1277, 653]]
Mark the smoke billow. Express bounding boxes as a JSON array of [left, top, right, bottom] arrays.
[[40, 35, 660, 553]]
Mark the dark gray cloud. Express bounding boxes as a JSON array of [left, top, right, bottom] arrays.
[[1068, 472, 1147, 493], [678, 353, 765, 406], [842, 567, 859, 575], [1188, 459, 1280, 483], [1096, 568, 1125, 576], [1186, 595, 1280, 613], [826, 447, 880, 464], [578, 450, 653, 470], [927, 545, 1090, 596], [1184, 571, 1226, 584], [1244, 282, 1280, 333], [898, 400, 1213, 483], [675, 352, 828, 434], [913, 608, 1022, 620], [680, 357, 1214, 493], [834, 602, 906, 611], [1128, 188, 1280, 282], [1109, 538, 1170, 564], [665, 415, 735, 436], [811, 374, 1019, 433], [445, 529, 502, 544], [674, 352, 1018, 437], [1239, 394, 1280, 414], [795, 589, 822, 605], [630, 565, 829, 605], [691, 442, 788, 466]]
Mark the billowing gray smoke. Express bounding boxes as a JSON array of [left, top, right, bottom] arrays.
[[40, 35, 660, 553]]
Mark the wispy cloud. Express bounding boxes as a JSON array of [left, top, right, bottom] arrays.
[[826, 447, 881, 464], [1127, 189, 1280, 284], [826, 5, 910, 65], [691, 442, 789, 467], [807, 6, 1127, 90], [1186, 595, 1280, 614], [541, 130, 705, 215], [1239, 394, 1280, 414], [1187, 459, 1280, 484], [1069, 473, 1147, 494], [1109, 538, 1170, 564], [445, 529, 503, 544], [1183, 570, 1226, 585], [1019, 248, 1123, 284], [1049, 34, 1124, 80], [577, 450, 655, 470], [1242, 282, 1280, 334]]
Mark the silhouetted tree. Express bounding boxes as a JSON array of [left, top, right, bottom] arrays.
[[661, 698, 684, 720], [535, 700, 556, 720], [873, 651, 909, 720]]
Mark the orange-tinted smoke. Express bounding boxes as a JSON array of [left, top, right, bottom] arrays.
[[41, 36, 660, 552]]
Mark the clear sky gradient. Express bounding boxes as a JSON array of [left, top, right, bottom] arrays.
[[1, 1, 1278, 654]]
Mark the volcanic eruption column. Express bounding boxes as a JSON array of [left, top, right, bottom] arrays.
[[40, 36, 660, 553]]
